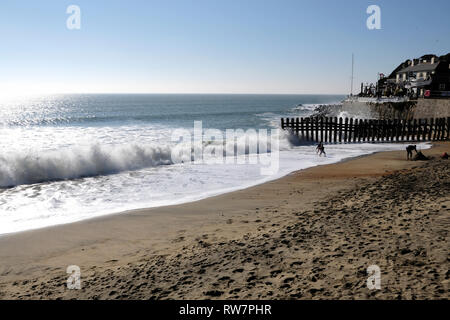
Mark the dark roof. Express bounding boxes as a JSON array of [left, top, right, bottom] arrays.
[[398, 62, 439, 73], [440, 53, 450, 62], [420, 54, 438, 60], [388, 60, 409, 78]]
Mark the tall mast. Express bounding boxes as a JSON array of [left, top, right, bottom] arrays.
[[350, 53, 354, 96]]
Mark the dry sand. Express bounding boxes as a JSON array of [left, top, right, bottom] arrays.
[[0, 142, 449, 300]]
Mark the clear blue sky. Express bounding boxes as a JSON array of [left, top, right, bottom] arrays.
[[0, 0, 449, 96]]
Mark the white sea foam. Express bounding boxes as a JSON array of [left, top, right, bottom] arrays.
[[0, 129, 292, 188], [0, 135, 431, 235], [0, 143, 174, 187]]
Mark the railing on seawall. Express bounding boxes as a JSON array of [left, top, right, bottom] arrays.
[[281, 117, 450, 143]]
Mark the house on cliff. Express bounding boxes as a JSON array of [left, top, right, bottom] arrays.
[[377, 53, 450, 99]]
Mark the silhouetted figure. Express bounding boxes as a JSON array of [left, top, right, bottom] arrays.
[[316, 141, 326, 157], [406, 145, 417, 160], [414, 151, 429, 161]]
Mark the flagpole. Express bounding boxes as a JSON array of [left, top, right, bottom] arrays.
[[351, 53, 354, 96]]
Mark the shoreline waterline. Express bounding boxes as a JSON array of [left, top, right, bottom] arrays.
[[0, 142, 431, 237]]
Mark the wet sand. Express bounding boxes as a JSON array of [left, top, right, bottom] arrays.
[[0, 142, 449, 299]]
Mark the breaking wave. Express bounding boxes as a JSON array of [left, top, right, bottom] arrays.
[[0, 144, 174, 188], [0, 130, 303, 188]]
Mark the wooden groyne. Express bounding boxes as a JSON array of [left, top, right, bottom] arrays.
[[281, 117, 450, 143]]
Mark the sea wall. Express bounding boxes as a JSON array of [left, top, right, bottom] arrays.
[[341, 99, 450, 120], [413, 99, 450, 119]]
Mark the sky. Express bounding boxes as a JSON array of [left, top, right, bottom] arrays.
[[0, 0, 449, 96]]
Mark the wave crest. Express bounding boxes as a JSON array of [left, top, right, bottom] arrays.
[[0, 144, 174, 187]]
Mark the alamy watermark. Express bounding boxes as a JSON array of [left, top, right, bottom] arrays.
[[65, 5, 381, 31], [367, 265, 381, 290], [66, 5, 81, 30], [366, 5, 381, 30], [67, 265, 81, 289], [170, 121, 280, 176]]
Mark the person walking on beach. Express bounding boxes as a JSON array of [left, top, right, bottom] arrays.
[[406, 145, 417, 160], [316, 141, 326, 157]]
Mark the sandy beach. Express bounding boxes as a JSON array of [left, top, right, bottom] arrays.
[[0, 142, 449, 300]]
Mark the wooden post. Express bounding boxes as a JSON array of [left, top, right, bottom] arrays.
[[333, 117, 338, 143], [300, 117, 304, 140], [370, 120, 375, 142], [358, 119, 363, 143], [342, 118, 347, 143], [445, 117, 449, 140], [431, 118, 436, 141], [447, 117, 450, 140], [349, 118, 354, 142], [391, 119, 396, 142], [384, 119, 390, 142], [418, 119, 423, 141], [437, 118, 442, 141], [379, 119, 385, 142], [406, 119, 412, 141], [386, 119, 391, 142], [372, 120, 379, 142], [366, 119, 371, 142], [304, 118, 310, 141], [320, 117, 324, 143], [432, 118, 437, 141], [386, 119, 392, 142], [365, 119, 369, 142], [338, 117, 342, 143], [428, 118, 434, 141], [329, 117, 334, 143], [395, 119, 399, 142], [295, 118, 299, 135], [362, 119, 366, 143], [314, 117, 319, 142], [412, 119, 417, 141], [362, 118, 366, 143], [422, 119, 428, 141], [395, 119, 402, 142], [400, 119, 406, 142], [392, 119, 396, 142], [371, 119, 375, 142]]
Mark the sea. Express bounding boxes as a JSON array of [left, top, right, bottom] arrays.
[[0, 94, 430, 235]]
